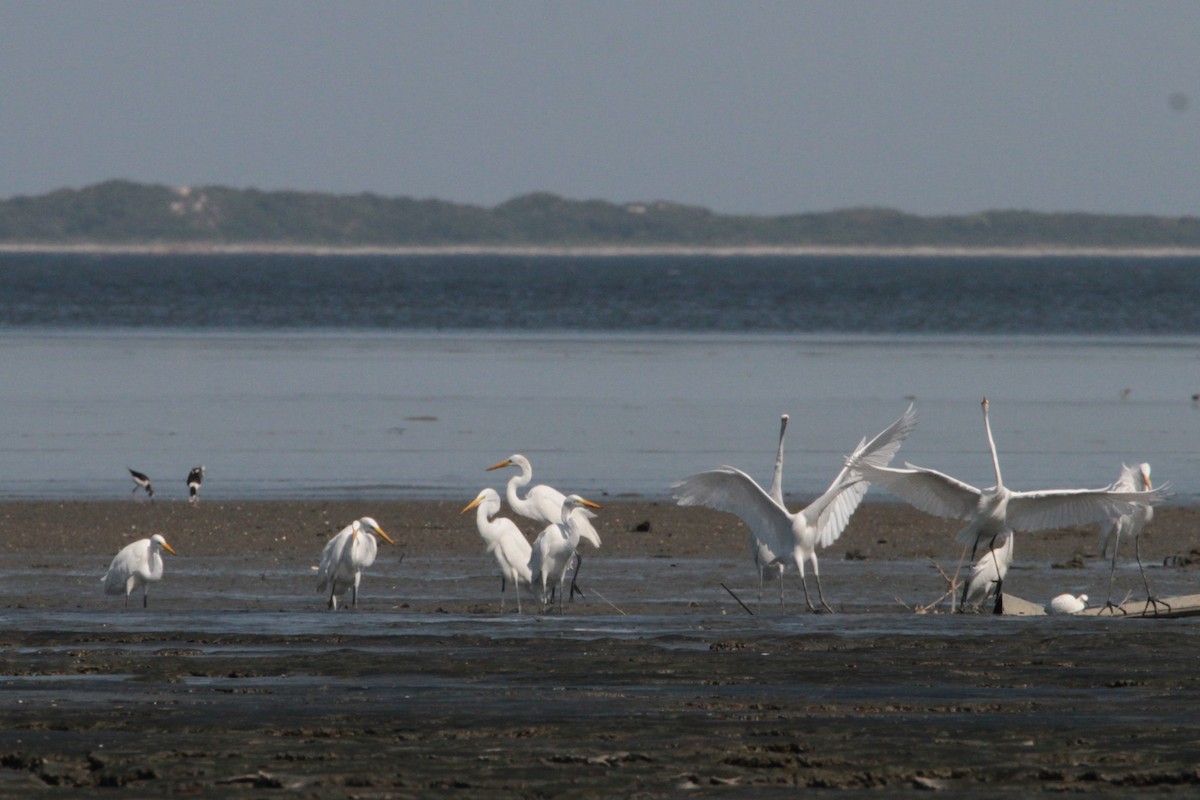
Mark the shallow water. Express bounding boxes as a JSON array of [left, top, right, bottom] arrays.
[[3, 330, 1198, 501]]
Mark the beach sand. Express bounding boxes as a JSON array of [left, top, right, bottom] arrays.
[[1, 500, 1199, 796]]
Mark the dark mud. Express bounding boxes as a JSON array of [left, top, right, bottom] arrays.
[[2, 617, 1200, 797]]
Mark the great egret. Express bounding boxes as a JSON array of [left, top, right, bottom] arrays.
[[462, 488, 533, 613], [672, 405, 918, 613], [187, 465, 205, 504], [128, 468, 153, 501], [528, 495, 603, 612], [103, 533, 177, 607], [1048, 593, 1088, 615], [962, 530, 1013, 611], [1098, 462, 1164, 614], [316, 517, 395, 610], [486, 454, 601, 598], [753, 414, 790, 603], [850, 398, 1170, 603]]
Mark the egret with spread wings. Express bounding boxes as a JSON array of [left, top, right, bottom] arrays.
[[673, 405, 917, 613], [849, 398, 1169, 603]]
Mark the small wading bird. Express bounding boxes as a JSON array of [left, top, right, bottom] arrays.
[[462, 488, 533, 613], [848, 398, 1170, 606], [187, 465, 205, 504], [529, 494, 603, 613], [1098, 462, 1165, 614], [486, 454, 601, 600], [316, 517, 395, 610], [103, 533, 178, 607], [1048, 592, 1088, 615], [673, 405, 918, 613], [128, 468, 154, 501]]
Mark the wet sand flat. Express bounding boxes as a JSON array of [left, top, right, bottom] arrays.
[[1, 500, 1199, 796]]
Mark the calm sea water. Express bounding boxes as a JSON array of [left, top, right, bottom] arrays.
[[2, 254, 1198, 501], [1, 252, 1199, 332]]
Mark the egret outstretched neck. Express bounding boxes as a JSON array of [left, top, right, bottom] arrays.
[[769, 414, 789, 504], [981, 397, 1003, 489], [495, 455, 534, 516]]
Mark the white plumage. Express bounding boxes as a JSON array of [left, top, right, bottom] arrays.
[[486, 454, 602, 549], [1098, 462, 1160, 611], [673, 405, 917, 613], [103, 533, 177, 607], [962, 530, 1014, 610], [1048, 593, 1089, 615], [528, 495, 602, 612], [852, 399, 1170, 578], [463, 488, 533, 613], [316, 517, 395, 610]]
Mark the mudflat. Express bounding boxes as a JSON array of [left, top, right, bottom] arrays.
[[1, 500, 1198, 796]]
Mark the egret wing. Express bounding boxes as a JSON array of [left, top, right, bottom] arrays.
[[316, 527, 351, 592], [672, 467, 792, 558], [856, 461, 982, 521], [813, 404, 918, 547], [1005, 485, 1168, 533], [494, 525, 533, 583]]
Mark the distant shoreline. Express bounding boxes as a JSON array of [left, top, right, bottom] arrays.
[[4, 242, 1200, 258]]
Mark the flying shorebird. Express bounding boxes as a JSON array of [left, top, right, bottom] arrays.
[[316, 517, 395, 610], [462, 487, 533, 613], [128, 468, 153, 501], [672, 405, 918, 613], [103, 533, 177, 607], [849, 398, 1170, 606], [187, 465, 205, 504]]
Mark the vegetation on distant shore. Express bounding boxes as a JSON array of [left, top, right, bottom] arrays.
[[2, 179, 1199, 249]]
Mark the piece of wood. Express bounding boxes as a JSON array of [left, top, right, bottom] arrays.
[[998, 593, 1046, 616], [1077, 594, 1200, 619]]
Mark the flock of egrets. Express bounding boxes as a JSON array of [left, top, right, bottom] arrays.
[[102, 398, 1169, 615]]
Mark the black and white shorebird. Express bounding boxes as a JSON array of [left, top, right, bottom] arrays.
[[187, 465, 205, 504], [128, 468, 154, 501]]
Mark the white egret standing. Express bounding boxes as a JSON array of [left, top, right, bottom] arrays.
[[849, 398, 1170, 604], [462, 488, 533, 613], [962, 529, 1013, 611], [316, 517, 395, 610], [673, 405, 918, 613], [1048, 593, 1088, 615], [486, 454, 601, 598], [528, 495, 603, 613], [187, 465, 205, 504], [128, 468, 153, 501], [1098, 462, 1164, 613], [103, 533, 177, 607]]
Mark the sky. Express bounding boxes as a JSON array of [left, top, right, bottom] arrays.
[[2, 2, 1198, 216]]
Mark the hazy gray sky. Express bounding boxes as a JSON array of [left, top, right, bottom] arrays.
[[3, 2, 1198, 215]]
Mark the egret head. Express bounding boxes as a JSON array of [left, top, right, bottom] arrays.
[[1078, 593, 1088, 603], [486, 454, 529, 473], [1138, 463, 1152, 490], [360, 517, 395, 545], [461, 488, 500, 514], [563, 494, 602, 514], [151, 533, 178, 555]]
